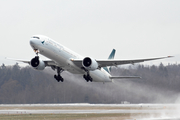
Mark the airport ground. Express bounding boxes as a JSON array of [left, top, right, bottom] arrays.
[[0, 113, 143, 120], [0, 104, 178, 120]]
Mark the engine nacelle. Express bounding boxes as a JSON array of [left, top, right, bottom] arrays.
[[82, 57, 98, 71], [30, 56, 46, 70]]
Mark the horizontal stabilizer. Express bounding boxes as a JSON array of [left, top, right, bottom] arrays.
[[110, 76, 141, 79]]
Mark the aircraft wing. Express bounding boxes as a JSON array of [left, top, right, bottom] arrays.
[[6, 58, 30, 64], [6, 58, 58, 67], [96, 56, 173, 67], [7, 56, 173, 68], [72, 56, 173, 68]]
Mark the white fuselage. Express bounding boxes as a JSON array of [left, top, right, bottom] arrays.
[[30, 35, 112, 82]]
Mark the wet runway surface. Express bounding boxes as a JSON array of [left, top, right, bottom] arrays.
[[0, 104, 180, 120]]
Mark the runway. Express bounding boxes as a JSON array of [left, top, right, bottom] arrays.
[[0, 104, 180, 120], [0, 109, 178, 114]]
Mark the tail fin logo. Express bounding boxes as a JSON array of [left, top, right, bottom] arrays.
[[41, 40, 45, 45], [103, 49, 116, 73], [108, 49, 116, 59]]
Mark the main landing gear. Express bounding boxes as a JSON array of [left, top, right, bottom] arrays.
[[82, 67, 93, 82], [54, 67, 64, 82], [83, 72, 93, 82]]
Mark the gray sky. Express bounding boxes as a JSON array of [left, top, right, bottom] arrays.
[[0, 0, 180, 66]]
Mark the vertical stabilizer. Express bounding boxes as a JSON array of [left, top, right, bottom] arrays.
[[103, 49, 116, 73], [108, 49, 116, 59]]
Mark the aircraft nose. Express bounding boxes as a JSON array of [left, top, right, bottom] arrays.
[[30, 38, 41, 48], [29, 39, 36, 45]]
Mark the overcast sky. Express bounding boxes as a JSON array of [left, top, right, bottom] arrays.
[[0, 0, 180, 66]]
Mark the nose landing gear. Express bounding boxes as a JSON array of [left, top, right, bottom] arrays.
[[34, 49, 39, 56]]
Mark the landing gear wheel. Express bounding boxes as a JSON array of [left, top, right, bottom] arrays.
[[54, 67, 64, 82], [54, 75, 60, 82], [87, 75, 93, 82], [54, 75, 57, 79], [61, 78, 64, 82], [83, 74, 93, 82], [82, 68, 93, 82], [89, 77, 93, 82], [83, 75, 88, 82]]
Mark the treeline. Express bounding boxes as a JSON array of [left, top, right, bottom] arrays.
[[0, 63, 180, 104]]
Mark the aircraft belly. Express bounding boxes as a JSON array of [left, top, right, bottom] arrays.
[[62, 66, 83, 74], [90, 70, 112, 82]]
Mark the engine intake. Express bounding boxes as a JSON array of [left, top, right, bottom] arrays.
[[30, 56, 46, 70], [83, 57, 92, 67], [82, 57, 98, 71]]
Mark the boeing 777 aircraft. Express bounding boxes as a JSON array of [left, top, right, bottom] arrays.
[[9, 35, 172, 82]]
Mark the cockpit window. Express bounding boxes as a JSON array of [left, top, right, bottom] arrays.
[[32, 36, 40, 39]]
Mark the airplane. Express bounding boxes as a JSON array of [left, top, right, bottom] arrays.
[[8, 35, 173, 82]]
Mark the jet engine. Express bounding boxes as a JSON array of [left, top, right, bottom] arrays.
[[82, 57, 98, 71], [30, 56, 46, 70]]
